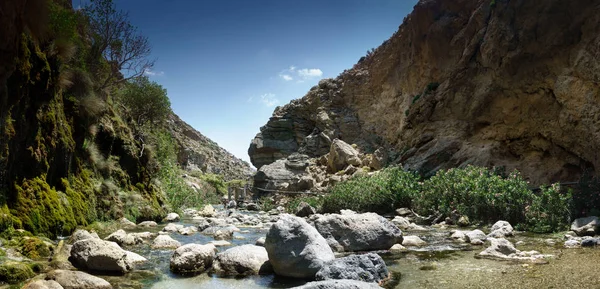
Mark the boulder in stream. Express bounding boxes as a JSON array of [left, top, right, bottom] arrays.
[[291, 280, 382, 289], [170, 243, 217, 274], [46, 269, 112, 289], [69, 238, 134, 274], [265, 214, 335, 279], [212, 244, 272, 276], [315, 253, 389, 283], [152, 235, 181, 249]]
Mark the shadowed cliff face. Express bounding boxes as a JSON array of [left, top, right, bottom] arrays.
[[249, 0, 600, 185]]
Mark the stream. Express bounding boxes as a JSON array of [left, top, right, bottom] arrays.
[[89, 209, 600, 289]]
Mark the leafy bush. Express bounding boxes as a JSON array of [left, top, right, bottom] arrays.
[[526, 183, 572, 233], [258, 196, 276, 212], [286, 196, 323, 213], [118, 76, 171, 126], [414, 166, 532, 225], [322, 167, 421, 214]]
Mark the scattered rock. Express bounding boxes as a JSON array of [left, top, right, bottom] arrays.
[[290, 279, 382, 289], [214, 229, 234, 240], [129, 232, 156, 240], [389, 244, 407, 252], [327, 139, 362, 172], [564, 239, 581, 248], [479, 238, 549, 262], [209, 240, 231, 247], [178, 226, 198, 235], [68, 229, 98, 244], [457, 216, 470, 227], [313, 212, 403, 252], [164, 213, 180, 222], [125, 251, 147, 264], [152, 235, 181, 249], [255, 237, 266, 246], [22, 280, 63, 289], [488, 221, 514, 238], [265, 214, 335, 279], [105, 229, 143, 246], [465, 230, 487, 245], [246, 203, 260, 211], [395, 208, 412, 217], [315, 253, 388, 283], [212, 244, 272, 276], [163, 223, 184, 233], [170, 243, 217, 274], [391, 216, 410, 230], [296, 202, 317, 217], [118, 217, 137, 228], [581, 238, 599, 247], [571, 216, 599, 236], [402, 235, 427, 247], [450, 230, 466, 242], [46, 269, 112, 289], [69, 238, 133, 274], [198, 205, 216, 217], [137, 221, 158, 227]]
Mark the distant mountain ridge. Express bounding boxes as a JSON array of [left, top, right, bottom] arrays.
[[168, 114, 254, 181]]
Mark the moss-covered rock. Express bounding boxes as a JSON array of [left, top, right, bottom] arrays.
[[0, 262, 35, 284], [19, 237, 51, 259]]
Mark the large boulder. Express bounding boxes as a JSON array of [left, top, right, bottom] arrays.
[[315, 253, 388, 283], [465, 229, 487, 245], [46, 270, 112, 289], [170, 243, 217, 274], [327, 139, 361, 172], [312, 212, 403, 252], [152, 235, 181, 249], [571, 216, 600, 236], [69, 238, 133, 274], [265, 214, 335, 279], [212, 244, 272, 276], [117, 217, 136, 229], [291, 280, 382, 289]]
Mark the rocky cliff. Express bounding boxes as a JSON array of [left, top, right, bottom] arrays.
[[249, 0, 600, 185], [168, 114, 254, 180]]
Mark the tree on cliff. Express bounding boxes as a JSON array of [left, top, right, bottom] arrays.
[[84, 0, 154, 90], [119, 76, 171, 126]]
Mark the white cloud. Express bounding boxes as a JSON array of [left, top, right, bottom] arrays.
[[280, 74, 293, 81], [278, 66, 323, 82], [298, 68, 323, 78], [144, 69, 164, 77], [259, 93, 279, 107]]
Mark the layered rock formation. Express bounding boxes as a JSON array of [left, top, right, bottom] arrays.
[[249, 0, 600, 185], [168, 114, 253, 180]]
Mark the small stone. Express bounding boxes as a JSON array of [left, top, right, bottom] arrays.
[[389, 244, 407, 252], [457, 216, 470, 227], [164, 213, 180, 222]]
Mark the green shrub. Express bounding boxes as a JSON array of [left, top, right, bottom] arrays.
[[414, 166, 532, 225], [19, 237, 51, 259], [286, 196, 323, 213], [258, 196, 276, 212], [526, 183, 572, 233], [412, 94, 421, 104], [322, 167, 421, 214]]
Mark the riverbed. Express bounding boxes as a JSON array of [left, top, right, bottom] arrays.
[[91, 210, 600, 289]]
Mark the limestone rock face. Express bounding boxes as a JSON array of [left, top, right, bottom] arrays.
[[248, 0, 600, 184]]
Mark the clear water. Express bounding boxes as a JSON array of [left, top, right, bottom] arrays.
[[91, 213, 600, 289]]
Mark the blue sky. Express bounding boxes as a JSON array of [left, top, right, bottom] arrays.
[[75, 0, 419, 164]]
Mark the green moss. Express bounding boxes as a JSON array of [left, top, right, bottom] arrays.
[[0, 262, 35, 284], [11, 176, 77, 238], [19, 237, 51, 259], [0, 205, 22, 232]]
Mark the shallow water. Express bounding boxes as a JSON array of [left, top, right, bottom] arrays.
[[94, 212, 600, 289]]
